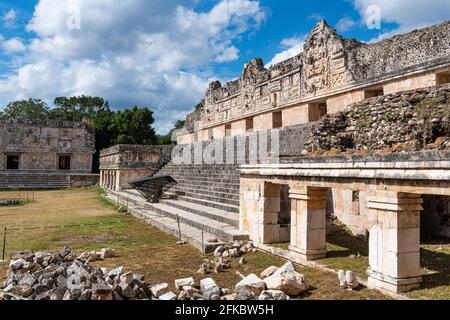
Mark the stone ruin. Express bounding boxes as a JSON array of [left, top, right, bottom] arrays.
[[1, 245, 310, 301]]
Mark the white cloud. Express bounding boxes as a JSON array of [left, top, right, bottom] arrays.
[[335, 16, 357, 33], [215, 45, 239, 63], [0, 0, 266, 133], [2, 9, 17, 28], [266, 36, 304, 67], [1, 38, 27, 54], [353, 0, 450, 41]]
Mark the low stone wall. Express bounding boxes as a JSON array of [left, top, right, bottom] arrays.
[[68, 174, 99, 188]]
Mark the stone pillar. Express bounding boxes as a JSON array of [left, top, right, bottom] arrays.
[[367, 191, 423, 293], [100, 170, 104, 188], [113, 171, 117, 191], [258, 182, 281, 244], [106, 171, 111, 190], [289, 187, 327, 262]]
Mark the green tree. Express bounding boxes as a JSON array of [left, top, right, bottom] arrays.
[[156, 120, 186, 145], [49, 96, 110, 121], [111, 107, 156, 145], [0, 99, 49, 120]]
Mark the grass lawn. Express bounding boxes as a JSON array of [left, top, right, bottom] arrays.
[[0, 188, 390, 300], [270, 228, 450, 300]]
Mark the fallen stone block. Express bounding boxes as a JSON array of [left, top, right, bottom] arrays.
[[159, 292, 177, 300], [235, 274, 266, 296], [260, 266, 279, 279], [200, 278, 220, 300], [346, 271, 359, 289], [259, 290, 290, 300], [150, 283, 169, 298], [263, 269, 309, 296], [175, 277, 195, 290], [100, 248, 116, 259]]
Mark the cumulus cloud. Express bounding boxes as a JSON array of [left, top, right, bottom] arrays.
[[266, 36, 304, 67], [353, 0, 450, 41], [335, 16, 357, 33], [1, 38, 27, 54], [0, 0, 266, 133], [2, 9, 17, 28], [215, 45, 240, 63]]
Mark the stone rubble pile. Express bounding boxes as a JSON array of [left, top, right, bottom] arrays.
[[1, 246, 310, 301], [304, 84, 450, 155], [0, 199, 21, 206], [197, 240, 255, 275]]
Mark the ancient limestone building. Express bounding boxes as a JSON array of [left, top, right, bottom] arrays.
[[0, 119, 98, 189], [103, 20, 450, 295], [99, 145, 173, 192], [177, 20, 450, 144]]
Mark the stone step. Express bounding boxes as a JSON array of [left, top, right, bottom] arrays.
[[144, 202, 246, 241], [162, 165, 238, 170], [105, 195, 225, 253], [172, 185, 239, 200], [173, 183, 240, 195], [107, 191, 248, 245], [167, 189, 240, 206], [158, 170, 239, 177], [157, 173, 240, 182], [170, 194, 240, 214], [159, 199, 239, 227], [169, 177, 240, 189]]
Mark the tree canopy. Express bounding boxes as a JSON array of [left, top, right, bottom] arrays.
[[0, 99, 49, 120]]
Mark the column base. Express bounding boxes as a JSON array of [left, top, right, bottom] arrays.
[[289, 245, 326, 262], [367, 269, 423, 294]]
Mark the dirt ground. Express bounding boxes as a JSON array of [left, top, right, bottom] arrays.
[[0, 188, 390, 300]]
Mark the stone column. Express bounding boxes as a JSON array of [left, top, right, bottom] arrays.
[[258, 182, 281, 244], [99, 170, 104, 188], [367, 191, 423, 293], [106, 171, 111, 190], [113, 171, 117, 191], [289, 187, 327, 262]]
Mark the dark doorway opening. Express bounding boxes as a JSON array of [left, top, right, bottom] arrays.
[[6, 155, 19, 170], [59, 156, 71, 170]]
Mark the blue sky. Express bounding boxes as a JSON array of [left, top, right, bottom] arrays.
[[0, 0, 449, 133]]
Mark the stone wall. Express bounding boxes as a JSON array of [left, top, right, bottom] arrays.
[[182, 20, 450, 134], [0, 119, 95, 172], [100, 145, 174, 170], [304, 83, 450, 154]]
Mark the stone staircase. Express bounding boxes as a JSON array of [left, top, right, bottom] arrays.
[[106, 163, 248, 253], [0, 173, 70, 190]]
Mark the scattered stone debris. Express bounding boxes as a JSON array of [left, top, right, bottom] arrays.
[[1, 246, 310, 301], [198, 241, 254, 275], [0, 199, 21, 207], [338, 270, 360, 290]]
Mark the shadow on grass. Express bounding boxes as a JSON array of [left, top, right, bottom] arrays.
[[326, 230, 368, 257], [418, 247, 450, 291]]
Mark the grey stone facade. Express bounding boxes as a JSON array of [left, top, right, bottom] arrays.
[[0, 119, 95, 173]]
